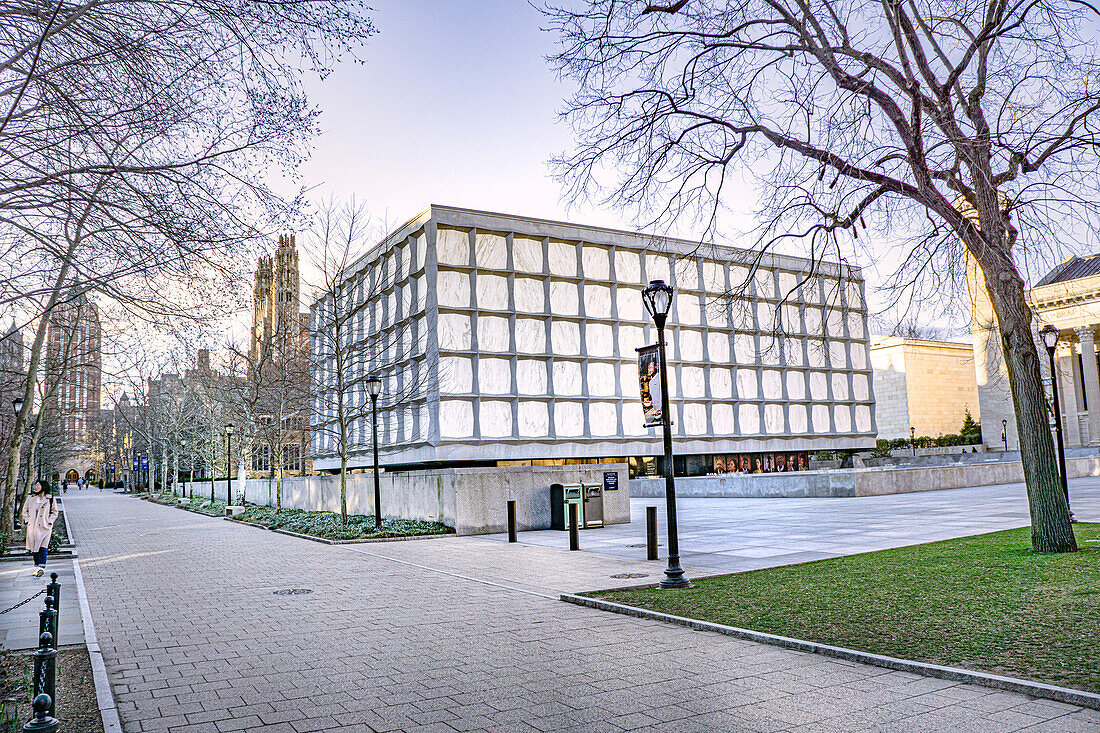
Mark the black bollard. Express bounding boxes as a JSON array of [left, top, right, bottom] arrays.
[[31, 633, 56, 720], [646, 506, 658, 561], [46, 574, 59, 643], [21, 693, 58, 733], [568, 503, 579, 551], [507, 500, 517, 543], [37, 598, 56, 652]]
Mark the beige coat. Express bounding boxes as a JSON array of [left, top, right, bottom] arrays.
[[21, 494, 58, 552]]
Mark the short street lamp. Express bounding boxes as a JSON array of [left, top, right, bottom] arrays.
[[910, 426, 916, 457], [1039, 326, 1071, 513], [224, 423, 235, 505], [367, 376, 383, 530], [1001, 418, 1008, 453], [642, 279, 688, 589]]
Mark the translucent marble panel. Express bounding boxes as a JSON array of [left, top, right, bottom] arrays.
[[812, 404, 831, 433], [829, 341, 849, 369], [846, 279, 864, 309], [550, 282, 579, 316], [807, 340, 827, 368], [854, 404, 872, 432], [708, 332, 730, 362], [728, 265, 751, 292], [834, 405, 851, 432], [739, 403, 760, 434], [514, 278, 544, 314], [477, 316, 511, 353], [756, 301, 777, 332], [762, 370, 783, 400], [737, 368, 758, 399], [554, 402, 584, 437], [438, 314, 472, 351], [710, 367, 733, 399], [809, 371, 829, 400], [439, 400, 474, 438], [852, 373, 869, 401], [615, 250, 641, 283], [645, 253, 671, 283], [475, 232, 508, 270], [784, 337, 804, 366], [549, 240, 577, 277], [414, 233, 427, 272], [754, 268, 776, 299], [728, 300, 755, 331], [832, 373, 849, 400], [552, 321, 581, 355], [553, 360, 583, 395], [778, 271, 800, 301], [712, 403, 735, 434], [682, 366, 705, 398], [478, 358, 511, 394], [680, 330, 703, 362], [618, 288, 643, 321], [397, 244, 411, 282], [789, 404, 808, 433], [764, 404, 786, 434], [440, 356, 472, 394], [826, 309, 846, 338], [515, 318, 546, 354], [684, 403, 707, 435], [584, 285, 612, 318], [403, 407, 414, 441], [702, 261, 725, 294], [620, 363, 638, 399], [477, 274, 509, 311], [587, 362, 616, 396], [673, 292, 699, 323], [734, 333, 757, 364], [804, 307, 823, 335], [590, 402, 618, 436], [847, 312, 865, 340], [513, 236, 544, 274], [618, 325, 644, 355], [518, 401, 549, 437], [480, 401, 512, 438], [517, 359, 547, 395], [437, 228, 470, 267], [786, 371, 806, 400], [586, 323, 614, 358], [850, 343, 867, 370], [782, 304, 801, 334], [759, 336, 781, 366], [582, 246, 610, 280], [623, 401, 647, 436]]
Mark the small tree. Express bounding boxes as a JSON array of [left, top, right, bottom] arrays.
[[961, 409, 980, 437]]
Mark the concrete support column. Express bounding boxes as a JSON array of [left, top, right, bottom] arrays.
[[1077, 327, 1100, 445], [1057, 345, 1081, 447]]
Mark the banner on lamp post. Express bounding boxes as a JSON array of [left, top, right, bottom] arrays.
[[636, 344, 664, 428]]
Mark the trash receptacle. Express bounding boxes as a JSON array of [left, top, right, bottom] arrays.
[[582, 483, 604, 528], [550, 483, 585, 530]]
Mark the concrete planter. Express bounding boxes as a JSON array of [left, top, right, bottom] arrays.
[[224, 505, 246, 517]]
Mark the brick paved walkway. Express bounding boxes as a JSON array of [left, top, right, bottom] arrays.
[[66, 493, 1099, 733]]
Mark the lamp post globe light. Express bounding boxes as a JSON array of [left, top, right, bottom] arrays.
[[642, 279, 689, 589], [1039, 325, 1071, 513], [1001, 418, 1008, 453], [366, 376, 383, 530], [910, 425, 916, 456], [12, 396, 23, 416], [224, 423, 235, 505]]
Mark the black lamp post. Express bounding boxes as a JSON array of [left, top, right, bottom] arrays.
[[910, 426, 916, 457], [642, 279, 688, 589], [1039, 325, 1070, 513], [367, 376, 383, 530], [224, 423, 235, 505], [1001, 418, 1008, 453]]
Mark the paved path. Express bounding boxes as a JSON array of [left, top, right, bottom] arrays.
[[63, 493, 1098, 733], [485, 478, 1100, 573]]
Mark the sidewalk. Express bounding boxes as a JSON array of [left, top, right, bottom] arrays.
[[62, 492, 1099, 733], [0, 556, 83, 650]]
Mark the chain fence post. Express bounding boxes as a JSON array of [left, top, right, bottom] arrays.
[[30, 632, 56, 720], [45, 575, 59, 638], [37, 597, 56, 653], [21, 693, 58, 733]]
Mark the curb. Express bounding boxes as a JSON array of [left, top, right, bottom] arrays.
[[70, 553, 123, 732], [560, 594, 1100, 712]]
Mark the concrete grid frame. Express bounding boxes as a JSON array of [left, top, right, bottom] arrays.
[[310, 205, 876, 470]]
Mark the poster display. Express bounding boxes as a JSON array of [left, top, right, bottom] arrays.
[[637, 344, 663, 428], [712, 451, 810, 474]]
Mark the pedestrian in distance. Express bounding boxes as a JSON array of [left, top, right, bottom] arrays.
[[21, 480, 58, 577]]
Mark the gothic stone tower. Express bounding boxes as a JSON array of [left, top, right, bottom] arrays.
[[250, 233, 302, 365]]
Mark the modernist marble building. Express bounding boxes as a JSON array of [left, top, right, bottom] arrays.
[[310, 206, 876, 475]]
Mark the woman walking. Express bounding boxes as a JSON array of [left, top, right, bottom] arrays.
[[21, 480, 58, 577]]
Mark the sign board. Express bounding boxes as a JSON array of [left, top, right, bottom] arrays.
[[132, 459, 138, 471], [141, 456, 148, 470], [603, 471, 618, 492], [636, 344, 663, 428]]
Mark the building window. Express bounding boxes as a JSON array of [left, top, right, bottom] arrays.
[[282, 445, 301, 472]]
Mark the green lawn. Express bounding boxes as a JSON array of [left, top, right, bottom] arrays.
[[590, 524, 1100, 693]]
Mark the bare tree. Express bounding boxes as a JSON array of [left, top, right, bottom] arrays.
[[307, 201, 433, 524], [546, 0, 1088, 552]]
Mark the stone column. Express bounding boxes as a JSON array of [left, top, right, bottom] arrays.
[[1058, 345, 1081, 447], [1077, 327, 1100, 445]]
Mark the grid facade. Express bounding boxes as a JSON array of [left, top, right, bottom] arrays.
[[311, 206, 875, 469]]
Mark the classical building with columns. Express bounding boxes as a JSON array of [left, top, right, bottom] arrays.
[[970, 253, 1100, 450]]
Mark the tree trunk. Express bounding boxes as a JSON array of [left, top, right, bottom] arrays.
[[237, 452, 248, 505], [275, 465, 282, 512], [976, 241, 1077, 553], [340, 455, 347, 525]]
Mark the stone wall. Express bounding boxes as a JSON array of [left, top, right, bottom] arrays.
[[179, 463, 630, 535]]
